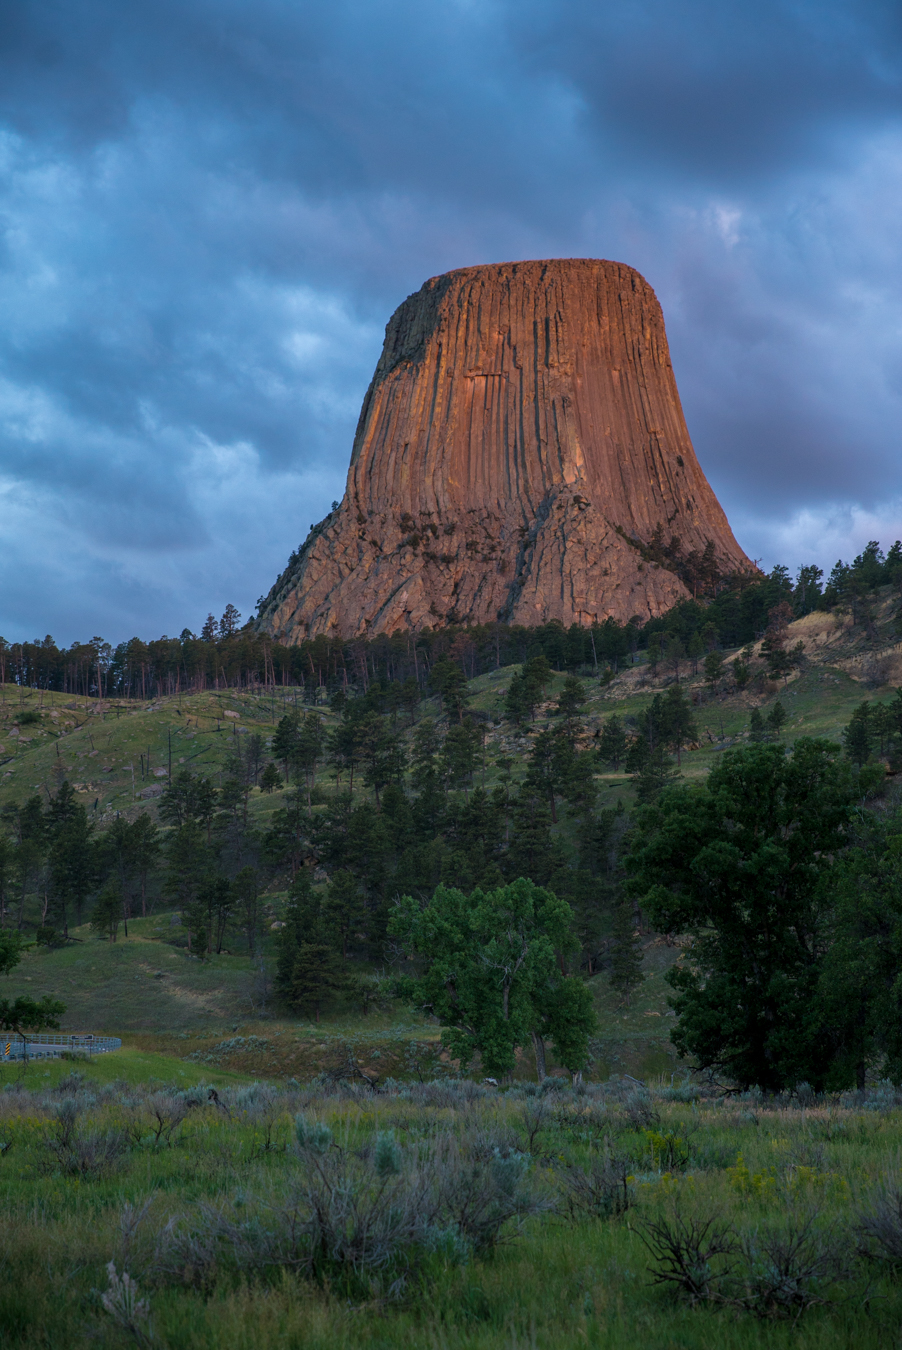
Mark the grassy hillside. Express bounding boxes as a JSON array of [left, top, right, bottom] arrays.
[[1, 602, 893, 817], [1, 599, 898, 1085]]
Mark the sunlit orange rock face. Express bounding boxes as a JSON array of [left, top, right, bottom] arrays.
[[258, 259, 752, 640]]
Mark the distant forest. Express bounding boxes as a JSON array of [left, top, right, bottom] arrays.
[[1, 540, 899, 699]]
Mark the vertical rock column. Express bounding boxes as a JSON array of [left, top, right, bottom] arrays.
[[258, 258, 752, 640]]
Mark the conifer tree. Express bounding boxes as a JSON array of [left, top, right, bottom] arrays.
[[430, 658, 470, 722], [732, 656, 751, 689], [766, 701, 787, 739], [440, 720, 480, 795], [555, 675, 587, 739], [749, 708, 766, 742], [326, 868, 367, 962], [843, 702, 873, 767], [91, 878, 123, 942], [631, 745, 679, 803], [872, 703, 896, 756], [271, 710, 301, 781], [291, 942, 347, 1022], [703, 650, 725, 690], [665, 635, 686, 679], [659, 683, 698, 764], [275, 875, 309, 1001], [609, 901, 644, 1005], [232, 865, 261, 957], [597, 714, 628, 770]]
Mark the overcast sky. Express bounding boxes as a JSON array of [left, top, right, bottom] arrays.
[[2, 0, 902, 644]]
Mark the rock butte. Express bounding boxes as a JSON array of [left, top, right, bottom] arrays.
[[258, 259, 754, 641]]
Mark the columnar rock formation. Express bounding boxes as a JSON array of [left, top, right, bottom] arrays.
[[257, 259, 753, 640]]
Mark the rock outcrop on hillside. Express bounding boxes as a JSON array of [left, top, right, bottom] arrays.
[[257, 259, 753, 640]]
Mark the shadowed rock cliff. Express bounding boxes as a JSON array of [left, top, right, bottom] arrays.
[[258, 259, 754, 640]]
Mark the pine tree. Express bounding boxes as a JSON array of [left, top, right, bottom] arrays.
[[749, 708, 766, 742], [766, 701, 787, 739], [659, 684, 698, 764], [272, 711, 301, 781], [609, 901, 644, 1005], [232, 865, 261, 956], [291, 942, 346, 1022], [505, 792, 565, 886], [872, 703, 896, 756], [732, 658, 751, 689], [597, 714, 628, 770], [275, 876, 310, 1001], [219, 603, 241, 638], [326, 868, 367, 961], [505, 655, 552, 724], [703, 650, 725, 690], [430, 658, 470, 722], [631, 745, 679, 803], [843, 702, 873, 767], [504, 670, 531, 724], [665, 635, 686, 679], [440, 720, 480, 794], [295, 712, 327, 805], [91, 879, 123, 942], [555, 675, 587, 738]]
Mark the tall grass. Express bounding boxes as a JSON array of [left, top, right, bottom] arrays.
[[2, 1072, 902, 1346]]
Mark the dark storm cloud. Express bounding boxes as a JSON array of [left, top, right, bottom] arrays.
[[1, 0, 902, 642], [524, 0, 902, 181]]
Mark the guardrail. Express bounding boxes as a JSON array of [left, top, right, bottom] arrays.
[[1, 1034, 122, 1061]]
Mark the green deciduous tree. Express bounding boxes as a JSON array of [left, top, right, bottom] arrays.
[[389, 877, 596, 1080], [625, 740, 857, 1090], [0, 926, 23, 975], [0, 994, 66, 1056], [814, 813, 902, 1088]]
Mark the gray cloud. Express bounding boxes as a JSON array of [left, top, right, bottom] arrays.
[[1, 0, 902, 642]]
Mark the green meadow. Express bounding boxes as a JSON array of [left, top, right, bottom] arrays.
[[3, 1068, 902, 1348]]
